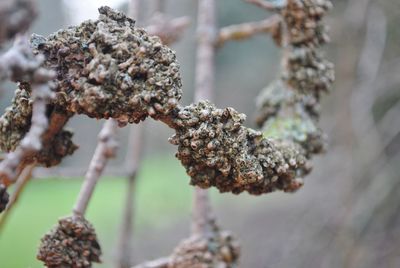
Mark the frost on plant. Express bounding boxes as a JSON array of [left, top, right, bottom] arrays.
[[168, 220, 240, 268], [37, 216, 101, 268]]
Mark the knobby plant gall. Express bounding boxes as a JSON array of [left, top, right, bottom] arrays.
[[0, 0, 337, 266], [256, 0, 334, 168], [1, 6, 311, 196], [168, 220, 240, 268], [37, 216, 102, 268]]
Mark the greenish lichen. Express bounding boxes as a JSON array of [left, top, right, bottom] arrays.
[[256, 80, 324, 156], [37, 216, 101, 268]]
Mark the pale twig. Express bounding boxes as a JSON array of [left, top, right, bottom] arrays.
[[128, 0, 140, 21], [154, 0, 166, 13], [216, 15, 281, 47], [0, 37, 55, 187], [0, 164, 35, 232], [132, 257, 170, 268], [192, 0, 217, 236], [245, 0, 284, 11], [72, 119, 118, 218], [116, 124, 144, 268], [147, 15, 190, 45], [0, 0, 36, 45]]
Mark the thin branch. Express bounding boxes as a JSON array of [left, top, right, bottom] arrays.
[[216, 15, 280, 47], [154, 0, 166, 13], [132, 257, 170, 268], [128, 0, 140, 21], [72, 119, 118, 218], [0, 37, 55, 186], [245, 0, 284, 11], [0, 164, 35, 232], [116, 124, 144, 268], [147, 15, 190, 45], [192, 0, 217, 236]]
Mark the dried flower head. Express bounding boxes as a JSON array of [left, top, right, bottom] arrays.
[[37, 216, 101, 268], [32, 6, 182, 125], [169, 221, 240, 268], [169, 101, 307, 195]]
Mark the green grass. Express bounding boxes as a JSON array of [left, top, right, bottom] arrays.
[[0, 155, 192, 268]]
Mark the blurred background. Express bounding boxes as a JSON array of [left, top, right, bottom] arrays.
[[0, 0, 399, 267]]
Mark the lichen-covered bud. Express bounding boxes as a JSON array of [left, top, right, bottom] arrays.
[[32, 6, 182, 125], [0, 0, 36, 44], [282, 0, 332, 47], [0, 184, 9, 212], [255, 79, 325, 157], [262, 111, 326, 157], [282, 47, 334, 97], [170, 101, 307, 195], [37, 216, 101, 268], [169, 221, 240, 268]]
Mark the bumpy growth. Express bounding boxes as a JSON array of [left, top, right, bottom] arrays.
[[169, 101, 308, 194], [33, 6, 182, 125], [256, 0, 334, 162], [168, 220, 240, 268], [0, 6, 182, 167], [0, 6, 313, 196], [37, 216, 102, 267]]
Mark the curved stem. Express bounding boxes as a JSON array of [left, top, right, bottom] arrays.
[[72, 119, 118, 218]]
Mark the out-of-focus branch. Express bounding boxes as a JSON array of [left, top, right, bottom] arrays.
[[216, 15, 281, 47], [116, 124, 144, 268], [128, 0, 140, 21], [245, 0, 284, 11], [0, 0, 37, 45], [192, 0, 217, 237], [0, 164, 35, 232], [72, 119, 118, 218], [0, 37, 55, 187], [132, 257, 170, 268], [147, 15, 190, 45]]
